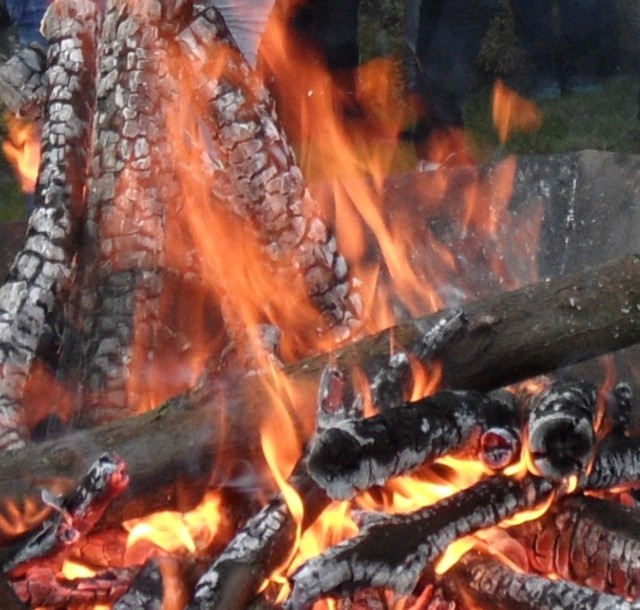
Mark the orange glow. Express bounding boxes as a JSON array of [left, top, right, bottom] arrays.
[[60, 561, 110, 610], [2, 113, 40, 193], [123, 491, 224, 564], [492, 79, 542, 144]]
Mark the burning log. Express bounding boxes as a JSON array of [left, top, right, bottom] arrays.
[[584, 434, 640, 492], [523, 380, 599, 480], [0, 43, 47, 119], [447, 549, 640, 610], [175, 0, 362, 340], [306, 389, 519, 500], [189, 362, 362, 610], [57, 0, 185, 427], [284, 474, 555, 609], [2, 453, 128, 576], [112, 558, 187, 610], [0, 253, 639, 530], [0, 0, 98, 451], [505, 495, 640, 598]]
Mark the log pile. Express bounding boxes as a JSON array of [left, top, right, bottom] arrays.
[[2, 1, 640, 610]]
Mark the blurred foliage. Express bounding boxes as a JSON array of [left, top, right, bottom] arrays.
[[476, 0, 526, 78]]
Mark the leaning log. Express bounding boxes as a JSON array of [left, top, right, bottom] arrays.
[[0, 253, 640, 536]]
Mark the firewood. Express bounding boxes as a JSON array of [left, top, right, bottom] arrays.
[[57, 0, 186, 428], [505, 495, 640, 598], [584, 434, 640, 492], [2, 453, 128, 577], [0, 0, 98, 451], [189, 362, 361, 610], [523, 380, 599, 480], [306, 389, 519, 500], [447, 549, 640, 610], [0, 254, 639, 535], [284, 474, 554, 609], [0, 43, 47, 119], [112, 559, 165, 610], [175, 0, 362, 340]]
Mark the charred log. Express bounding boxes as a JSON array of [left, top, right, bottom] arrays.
[[2, 453, 128, 577], [0, 43, 47, 119], [447, 550, 640, 610], [175, 1, 362, 341], [112, 559, 171, 610], [584, 434, 640, 491], [522, 380, 599, 480], [284, 474, 554, 609], [306, 389, 519, 500], [0, 0, 98, 451], [57, 0, 185, 427], [189, 362, 361, 610], [505, 495, 640, 599]]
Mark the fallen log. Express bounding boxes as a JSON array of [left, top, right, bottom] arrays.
[[1, 253, 640, 537]]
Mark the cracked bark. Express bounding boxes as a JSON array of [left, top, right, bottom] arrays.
[[0, 0, 97, 451], [285, 474, 554, 609], [175, 0, 363, 343], [0, 43, 47, 119], [448, 550, 640, 610], [505, 495, 640, 598], [57, 0, 182, 427]]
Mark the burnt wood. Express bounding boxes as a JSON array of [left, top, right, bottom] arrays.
[[448, 550, 640, 610], [284, 474, 554, 609], [505, 495, 640, 598], [523, 380, 599, 480], [306, 389, 519, 500], [0, 254, 639, 537], [189, 362, 361, 610], [0, 0, 98, 451]]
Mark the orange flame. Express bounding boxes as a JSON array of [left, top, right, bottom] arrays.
[[2, 113, 40, 193], [492, 79, 542, 144], [123, 491, 224, 564]]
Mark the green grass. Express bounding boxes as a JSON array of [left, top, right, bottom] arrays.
[[463, 75, 640, 161]]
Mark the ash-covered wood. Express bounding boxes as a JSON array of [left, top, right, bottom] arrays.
[[175, 0, 362, 340], [57, 0, 185, 427], [112, 559, 165, 610], [448, 550, 640, 610], [506, 495, 640, 598], [584, 434, 640, 491], [523, 380, 599, 480], [11, 565, 137, 609], [0, 0, 98, 452], [2, 453, 128, 576], [285, 474, 554, 609], [0, 43, 47, 119], [306, 389, 519, 500]]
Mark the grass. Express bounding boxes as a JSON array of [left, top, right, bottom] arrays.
[[463, 74, 640, 161]]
